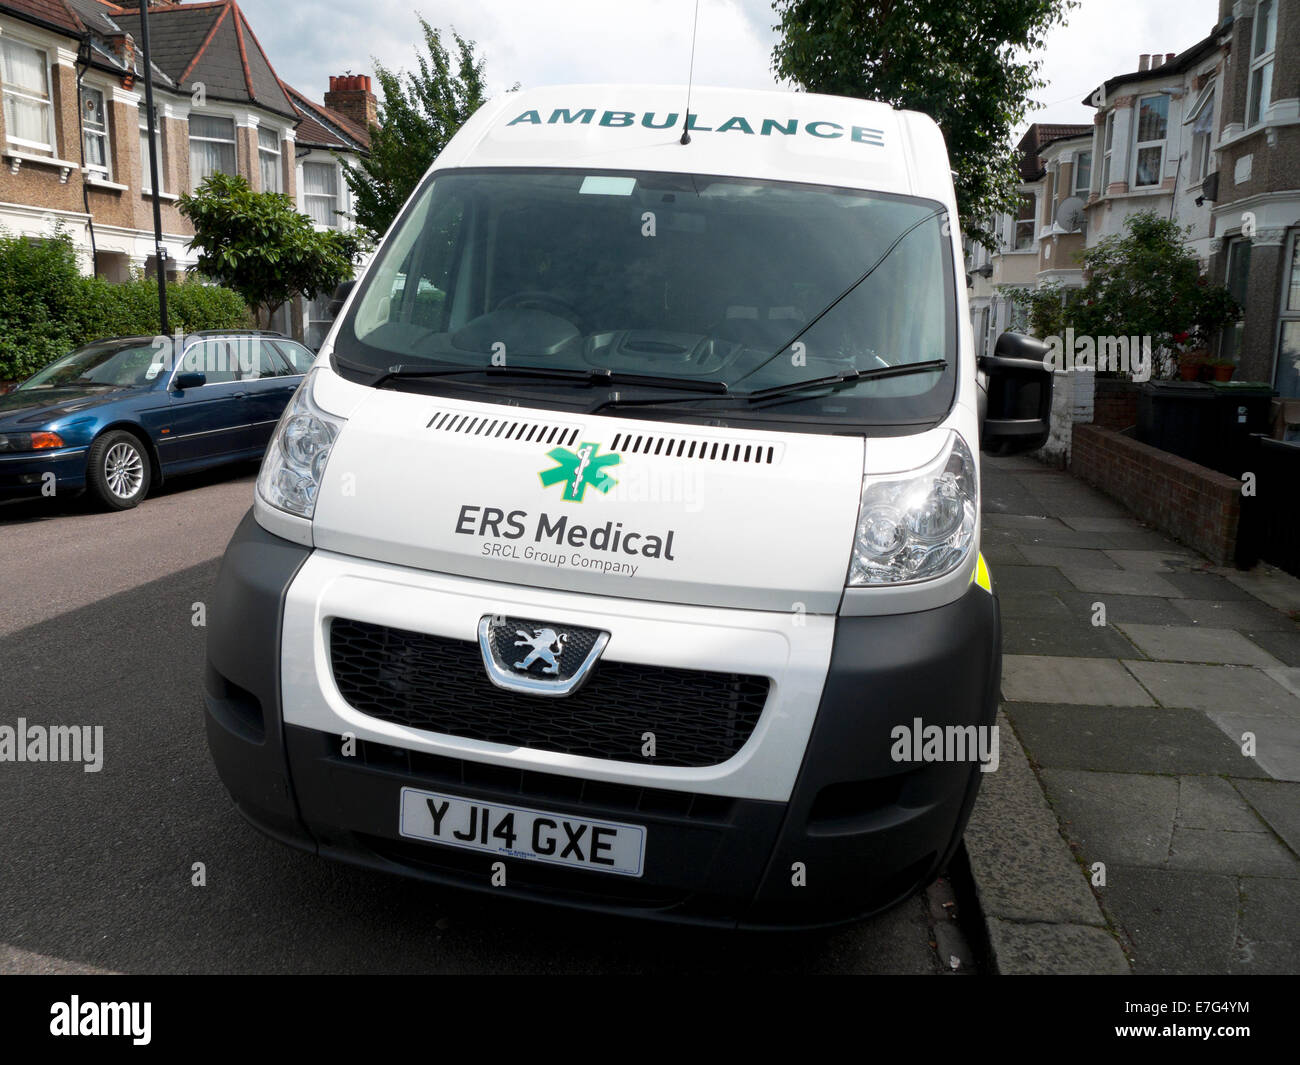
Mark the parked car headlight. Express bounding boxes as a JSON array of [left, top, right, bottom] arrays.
[[849, 431, 977, 586], [256, 369, 345, 519], [0, 431, 65, 452]]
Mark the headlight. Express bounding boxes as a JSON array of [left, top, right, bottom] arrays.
[[0, 431, 65, 452], [256, 368, 345, 518], [849, 431, 977, 586]]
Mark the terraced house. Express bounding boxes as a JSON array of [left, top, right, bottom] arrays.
[[0, 0, 371, 343]]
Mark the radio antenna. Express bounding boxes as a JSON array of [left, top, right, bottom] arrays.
[[680, 0, 700, 144]]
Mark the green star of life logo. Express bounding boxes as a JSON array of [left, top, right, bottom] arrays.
[[539, 442, 620, 502]]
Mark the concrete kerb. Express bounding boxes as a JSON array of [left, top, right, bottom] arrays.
[[963, 709, 1131, 974]]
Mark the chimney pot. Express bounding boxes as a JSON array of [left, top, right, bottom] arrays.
[[1166, 52, 1175, 62], [329, 76, 337, 92], [1139, 54, 1150, 71], [1152, 54, 1164, 68]]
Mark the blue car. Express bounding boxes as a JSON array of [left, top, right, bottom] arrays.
[[0, 331, 316, 510]]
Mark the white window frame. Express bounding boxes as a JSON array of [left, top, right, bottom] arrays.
[[1013, 191, 1037, 251], [1073, 150, 1092, 196], [1185, 83, 1216, 184], [139, 103, 164, 194], [1272, 228, 1300, 397], [1247, 0, 1276, 129], [302, 159, 341, 228], [188, 112, 237, 186], [1, 36, 56, 156], [1131, 93, 1168, 188], [1100, 112, 1114, 191], [80, 84, 110, 178], [257, 125, 282, 193]]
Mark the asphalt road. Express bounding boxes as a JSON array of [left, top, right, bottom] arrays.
[[0, 468, 966, 974]]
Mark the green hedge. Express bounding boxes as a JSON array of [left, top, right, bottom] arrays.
[[0, 229, 251, 381]]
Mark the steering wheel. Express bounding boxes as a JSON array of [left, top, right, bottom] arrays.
[[494, 290, 584, 328]]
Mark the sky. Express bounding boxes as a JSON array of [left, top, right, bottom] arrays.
[[240, 0, 1223, 135]]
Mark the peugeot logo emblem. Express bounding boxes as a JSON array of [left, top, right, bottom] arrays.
[[478, 614, 609, 697]]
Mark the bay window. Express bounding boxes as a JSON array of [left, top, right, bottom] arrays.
[[188, 114, 236, 185], [1013, 192, 1036, 250], [139, 104, 164, 193], [258, 126, 282, 193], [1247, 0, 1276, 128], [1100, 112, 1114, 191], [303, 161, 340, 226], [1133, 94, 1168, 187], [2, 37, 55, 155], [81, 86, 110, 177]]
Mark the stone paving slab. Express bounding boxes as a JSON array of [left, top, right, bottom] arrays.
[[1040, 769, 1177, 863], [1055, 591, 1188, 626], [1161, 572, 1260, 602], [997, 592, 1073, 620], [1101, 865, 1240, 974], [1232, 780, 1300, 854], [1003, 655, 1154, 705], [1115, 624, 1283, 666], [1204, 713, 1300, 782], [1002, 617, 1139, 658], [990, 564, 1073, 594], [1219, 565, 1300, 616], [1172, 598, 1300, 630], [1009, 704, 1261, 777], [1125, 660, 1300, 713], [1167, 826, 1300, 877], [1102, 549, 1200, 572], [1177, 776, 1274, 832], [1061, 568, 1185, 598], [1019, 546, 1122, 570], [1244, 629, 1300, 666], [1235, 877, 1300, 973]]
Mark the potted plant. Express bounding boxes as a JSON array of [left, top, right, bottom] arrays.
[[1210, 358, 1237, 382], [1178, 349, 1209, 381]]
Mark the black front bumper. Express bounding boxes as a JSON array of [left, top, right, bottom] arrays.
[[204, 511, 1001, 929]]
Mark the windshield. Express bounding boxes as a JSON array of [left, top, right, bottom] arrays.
[[19, 340, 164, 390], [333, 168, 956, 426]]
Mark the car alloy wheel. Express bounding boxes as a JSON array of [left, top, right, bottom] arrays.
[[104, 441, 144, 499]]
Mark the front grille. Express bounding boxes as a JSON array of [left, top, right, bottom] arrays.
[[330, 618, 769, 767]]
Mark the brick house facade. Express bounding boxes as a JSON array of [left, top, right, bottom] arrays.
[[0, 0, 371, 344]]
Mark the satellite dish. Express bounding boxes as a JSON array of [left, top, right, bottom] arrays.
[[1054, 196, 1086, 233]]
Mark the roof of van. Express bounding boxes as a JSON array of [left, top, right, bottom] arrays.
[[432, 84, 954, 206]]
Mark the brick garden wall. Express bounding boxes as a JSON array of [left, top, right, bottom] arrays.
[[1071, 424, 1241, 563], [1093, 379, 1140, 431]]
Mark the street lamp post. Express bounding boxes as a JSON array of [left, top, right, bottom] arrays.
[[137, 0, 169, 336]]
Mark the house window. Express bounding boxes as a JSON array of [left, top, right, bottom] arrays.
[[1132, 94, 1168, 187], [1074, 151, 1092, 196], [81, 86, 110, 177], [189, 114, 236, 185], [1188, 88, 1216, 182], [1, 37, 55, 155], [1100, 112, 1114, 190], [1247, 0, 1276, 128], [139, 104, 164, 193], [1274, 230, 1300, 398], [303, 161, 339, 227], [1220, 237, 1252, 364], [1013, 193, 1036, 250], [258, 126, 282, 193]]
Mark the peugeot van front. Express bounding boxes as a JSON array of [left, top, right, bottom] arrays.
[[202, 85, 1051, 928]]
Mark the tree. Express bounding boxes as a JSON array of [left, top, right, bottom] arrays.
[[1069, 211, 1239, 377], [178, 173, 365, 326], [340, 18, 493, 238], [771, 0, 1077, 250]]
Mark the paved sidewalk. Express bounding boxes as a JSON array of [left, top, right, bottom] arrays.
[[970, 454, 1300, 974]]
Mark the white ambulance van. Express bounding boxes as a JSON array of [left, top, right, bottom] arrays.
[[204, 85, 1051, 928]]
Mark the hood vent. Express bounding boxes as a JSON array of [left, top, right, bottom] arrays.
[[425, 408, 581, 448], [609, 430, 782, 465]]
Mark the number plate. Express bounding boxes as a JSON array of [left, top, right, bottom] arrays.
[[398, 787, 646, 877]]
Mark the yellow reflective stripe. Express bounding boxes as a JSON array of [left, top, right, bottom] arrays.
[[971, 552, 992, 593]]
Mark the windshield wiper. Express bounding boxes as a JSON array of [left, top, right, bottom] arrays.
[[739, 359, 948, 404], [728, 207, 947, 390], [350, 357, 730, 395]]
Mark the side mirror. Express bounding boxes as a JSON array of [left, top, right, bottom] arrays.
[[327, 279, 356, 319], [173, 371, 206, 390], [977, 332, 1053, 454]]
